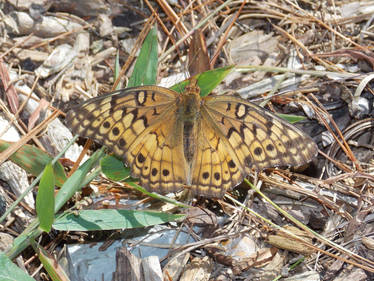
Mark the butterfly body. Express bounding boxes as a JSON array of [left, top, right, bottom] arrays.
[[177, 81, 201, 168], [66, 80, 317, 198]]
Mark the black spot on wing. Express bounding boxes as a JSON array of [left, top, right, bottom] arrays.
[[136, 91, 147, 105], [137, 153, 146, 163], [132, 108, 138, 120], [119, 138, 126, 147], [151, 168, 158, 176], [121, 107, 128, 118], [139, 116, 148, 127], [103, 121, 111, 128], [254, 147, 262, 156], [244, 155, 252, 165], [109, 96, 117, 114], [265, 120, 273, 130], [266, 144, 274, 151], [112, 127, 120, 136]]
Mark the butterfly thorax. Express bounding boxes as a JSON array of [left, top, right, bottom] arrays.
[[179, 93, 200, 120], [179, 79, 201, 121]]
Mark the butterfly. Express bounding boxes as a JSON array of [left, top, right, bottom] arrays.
[[66, 79, 317, 198]]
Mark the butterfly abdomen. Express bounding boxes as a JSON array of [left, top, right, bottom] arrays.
[[183, 121, 196, 164]]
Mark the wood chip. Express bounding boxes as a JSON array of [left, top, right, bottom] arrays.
[[142, 256, 163, 281], [267, 225, 314, 255], [179, 256, 213, 281], [113, 247, 142, 281]]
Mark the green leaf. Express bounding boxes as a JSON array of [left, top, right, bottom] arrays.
[[0, 140, 67, 187], [30, 240, 69, 281], [128, 26, 158, 87], [53, 209, 186, 231], [36, 163, 55, 232], [101, 155, 130, 181], [171, 66, 234, 96], [277, 113, 307, 123], [0, 252, 35, 281]]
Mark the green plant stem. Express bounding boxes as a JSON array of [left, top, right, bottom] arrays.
[[236, 65, 360, 79]]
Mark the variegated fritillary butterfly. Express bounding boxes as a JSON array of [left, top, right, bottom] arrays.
[[66, 79, 317, 198]]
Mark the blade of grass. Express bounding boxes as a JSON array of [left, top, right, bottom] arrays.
[[127, 26, 158, 87], [30, 240, 70, 281], [277, 113, 307, 123], [126, 181, 190, 208], [36, 163, 55, 232]]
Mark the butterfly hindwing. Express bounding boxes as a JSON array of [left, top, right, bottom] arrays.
[[189, 112, 244, 198], [127, 112, 188, 194]]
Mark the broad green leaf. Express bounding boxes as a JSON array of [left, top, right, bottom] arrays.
[[0, 140, 66, 187], [36, 163, 55, 232], [128, 26, 158, 87], [0, 252, 35, 281], [171, 66, 234, 96], [53, 209, 185, 231], [101, 155, 130, 181]]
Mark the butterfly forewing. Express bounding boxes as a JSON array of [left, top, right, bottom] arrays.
[[66, 86, 189, 194], [203, 95, 318, 172]]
